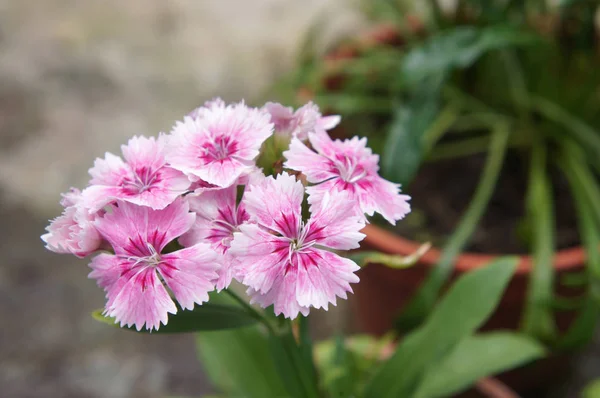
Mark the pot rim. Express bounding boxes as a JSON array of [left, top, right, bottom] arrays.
[[363, 223, 585, 275]]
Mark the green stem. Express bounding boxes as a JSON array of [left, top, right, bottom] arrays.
[[397, 124, 510, 331], [224, 289, 276, 335], [521, 141, 557, 342], [422, 106, 460, 153]]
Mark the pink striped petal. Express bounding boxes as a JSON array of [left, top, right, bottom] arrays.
[[159, 243, 219, 310], [242, 173, 303, 238], [105, 267, 177, 331]]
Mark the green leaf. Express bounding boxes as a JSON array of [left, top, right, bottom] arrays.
[[400, 25, 537, 84], [349, 242, 431, 269], [268, 328, 320, 398], [381, 86, 442, 186], [521, 143, 558, 341], [530, 95, 600, 157], [398, 125, 509, 331], [196, 325, 288, 398], [365, 257, 518, 398], [92, 301, 258, 333], [583, 378, 600, 398], [414, 332, 545, 398], [558, 145, 600, 348]]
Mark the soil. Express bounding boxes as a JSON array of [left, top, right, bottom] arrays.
[[385, 149, 580, 254]]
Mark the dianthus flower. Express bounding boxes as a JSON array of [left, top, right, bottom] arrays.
[[41, 188, 102, 258], [83, 135, 190, 212], [283, 132, 411, 225], [180, 185, 250, 291], [89, 199, 218, 331], [263, 101, 340, 141], [229, 172, 364, 319], [166, 101, 273, 188]]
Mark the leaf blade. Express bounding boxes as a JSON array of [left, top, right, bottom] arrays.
[[365, 257, 518, 398], [414, 332, 545, 398]]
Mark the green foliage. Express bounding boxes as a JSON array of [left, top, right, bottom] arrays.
[[398, 125, 509, 331], [365, 257, 518, 397], [399, 25, 537, 85], [583, 378, 600, 398], [196, 325, 288, 398], [414, 332, 545, 398]]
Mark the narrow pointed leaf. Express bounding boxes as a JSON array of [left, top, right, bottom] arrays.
[[414, 332, 545, 398], [196, 325, 288, 398], [365, 257, 518, 398]]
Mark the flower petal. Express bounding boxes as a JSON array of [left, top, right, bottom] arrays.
[[355, 176, 411, 225], [88, 152, 132, 186], [295, 249, 360, 310], [229, 223, 289, 294], [105, 267, 177, 331], [306, 190, 365, 250], [243, 172, 304, 238], [94, 198, 195, 255], [159, 243, 219, 310], [283, 138, 337, 183]]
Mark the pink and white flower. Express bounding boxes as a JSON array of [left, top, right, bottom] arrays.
[[41, 188, 102, 258], [187, 97, 226, 119], [89, 199, 219, 331], [263, 101, 340, 141], [180, 185, 250, 291], [83, 135, 190, 212], [166, 101, 273, 188], [229, 172, 365, 319], [283, 133, 411, 225]]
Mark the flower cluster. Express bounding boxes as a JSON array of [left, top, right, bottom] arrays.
[[42, 99, 411, 330]]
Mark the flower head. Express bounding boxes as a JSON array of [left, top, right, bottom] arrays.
[[166, 101, 273, 188], [41, 188, 102, 258], [230, 172, 364, 319], [283, 133, 411, 225], [180, 185, 250, 291], [89, 199, 219, 331], [83, 135, 190, 212], [263, 101, 340, 141]]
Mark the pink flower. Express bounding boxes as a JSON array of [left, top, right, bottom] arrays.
[[89, 199, 219, 331], [229, 172, 364, 319], [283, 133, 411, 225], [180, 185, 250, 291], [41, 188, 102, 258], [187, 97, 226, 119], [83, 135, 191, 212], [166, 101, 273, 188], [263, 101, 340, 141]]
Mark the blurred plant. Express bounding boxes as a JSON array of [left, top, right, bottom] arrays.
[[274, 0, 600, 350]]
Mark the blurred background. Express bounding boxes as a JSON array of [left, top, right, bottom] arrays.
[[3, 0, 600, 397], [0, 1, 363, 397]]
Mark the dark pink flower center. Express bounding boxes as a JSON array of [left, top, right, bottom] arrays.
[[203, 135, 238, 162], [122, 166, 161, 195], [332, 154, 366, 183], [208, 206, 249, 249]]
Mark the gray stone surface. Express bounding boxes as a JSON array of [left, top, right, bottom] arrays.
[[0, 1, 362, 397]]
